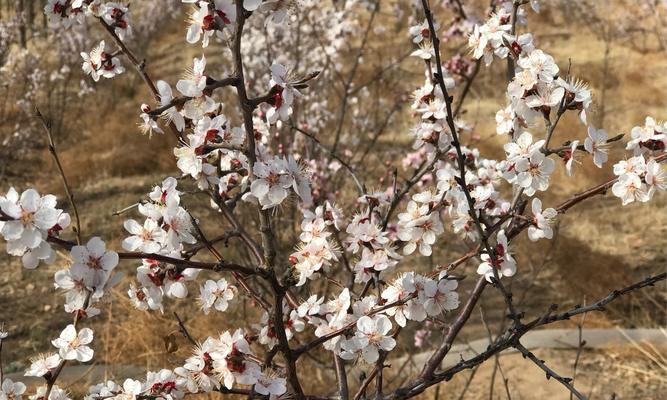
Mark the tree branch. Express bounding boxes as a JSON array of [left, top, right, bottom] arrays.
[[514, 342, 586, 400], [35, 108, 82, 245]]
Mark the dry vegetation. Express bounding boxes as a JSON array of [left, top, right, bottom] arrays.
[[0, 1, 665, 398]]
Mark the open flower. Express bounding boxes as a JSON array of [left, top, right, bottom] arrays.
[[421, 278, 459, 316], [564, 140, 580, 176], [156, 80, 185, 131], [265, 63, 302, 124], [612, 172, 648, 205], [80, 40, 124, 82], [354, 315, 396, 363], [70, 237, 118, 289], [0, 189, 61, 249], [409, 19, 438, 43], [584, 125, 609, 168], [253, 371, 287, 397], [119, 379, 143, 399], [297, 294, 324, 318], [517, 49, 559, 83], [527, 198, 557, 241], [51, 324, 94, 362], [1, 379, 27, 400], [525, 83, 564, 110], [199, 278, 237, 314], [477, 230, 517, 282], [25, 353, 62, 377], [177, 56, 219, 121], [397, 198, 444, 256], [381, 272, 427, 327], [177, 55, 207, 98], [122, 218, 166, 253], [186, 0, 236, 47], [0, 188, 65, 268], [645, 159, 667, 197], [249, 157, 293, 209], [515, 151, 556, 195]]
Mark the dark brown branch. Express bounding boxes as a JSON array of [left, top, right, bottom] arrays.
[[388, 272, 666, 399], [147, 76, 239, 116], [35, 108, 82, 244], [97, 18, 182, 141], [420, 275, 487, 379], [231, 4, 304, 398], [334, 355, 349, 400], [248, 71, 320, 108], [46, 236, 256, 274], [182, 231, 241, 259], [544, 133, 625, 156], [418, 0, 520, 377], [173, 312, 198, 347], [514, 342, 586, 400]]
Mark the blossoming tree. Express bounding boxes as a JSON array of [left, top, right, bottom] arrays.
[[0, 0, 665, 399]]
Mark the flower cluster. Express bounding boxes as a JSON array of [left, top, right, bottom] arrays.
[[80, 40, 125, 82], [176, 329, 262, 393], [46, 1, 132, 39], [382, 272, 459, 327], [54, 236, 119, 315], [256, 305, 305, 349], [501, 132, 555, 196], [80, 330, 285, 397], [297, 272, 458, 364], [0, 188, 70, 269], [612, 153, 666, 205], [626, 116, 667, 155], [121, 178, 202, 311], [290, 203, 341, 286], [477, 230, 517, 282], [344, 203, 403, 284], [245, 155, 312, 209], [397, 191, 444, 256], [199, 278, 238, 314]]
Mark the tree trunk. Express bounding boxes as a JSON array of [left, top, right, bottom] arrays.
[[26, 0, 34, 41], [17, 0, 27, 48]]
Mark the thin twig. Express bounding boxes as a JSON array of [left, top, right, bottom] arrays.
[[514, 342, 586, 400], [570, 300, 587, 400], [387, 273, 666, 399], [97, 18, 182, 141], [291, 123, 365, 195], [36, 108, 82, 244], [173, 312, 198, 347]]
